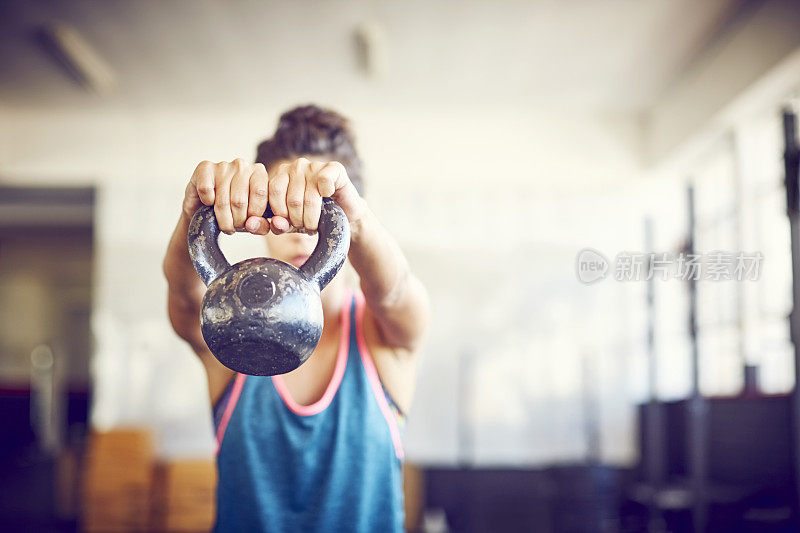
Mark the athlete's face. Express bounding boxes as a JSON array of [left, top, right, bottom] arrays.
[[265, 230, 318, 268]]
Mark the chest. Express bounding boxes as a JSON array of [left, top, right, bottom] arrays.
[[227, 357, 394, 458], [277, 333, 341, 406]]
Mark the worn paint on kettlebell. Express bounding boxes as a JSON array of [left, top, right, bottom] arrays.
[[188, 198, 350, 376]]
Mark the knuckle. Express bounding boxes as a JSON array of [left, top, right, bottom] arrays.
[[214, 199, 230, 209], [230, 197, 247, 209], [251, 186, 269, 199], [268, 179, 284, 194], [287, 197, 303, 209], [303, 196, 318, 208], [214, 163, 229, 176]]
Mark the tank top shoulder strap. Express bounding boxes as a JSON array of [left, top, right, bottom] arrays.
[[350, 290, 405, 460]]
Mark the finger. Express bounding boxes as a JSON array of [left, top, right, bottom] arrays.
[[316, 161, 347, 197], [248, 163, 269, 219], [182, 181, 202, 217], [303, 179, 322, 232], [269, 215, 291, 234], [214, 161, 235, 234], [245, 215, 270, 235], [229, 159, 251, 230], [286, 158, 309, 228], [312, 163, 337, 198], [268, 163, 290, 220], [191, 160, 216, 205]]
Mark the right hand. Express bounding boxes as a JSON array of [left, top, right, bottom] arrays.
[[183, 158, 277, 235]]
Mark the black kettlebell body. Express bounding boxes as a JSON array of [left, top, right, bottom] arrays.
[[187, 198, 350, 376]]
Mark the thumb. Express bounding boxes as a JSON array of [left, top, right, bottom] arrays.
[[269, 216, 291, 234], [245, 216, 270, 235]]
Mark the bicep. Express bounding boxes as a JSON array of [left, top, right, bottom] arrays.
[[167, 285, 204, 344], [204, 354, 236, 406], [364, 274, 429, 352], [167, 287, 234, 403], [362, 308, 420, 414]]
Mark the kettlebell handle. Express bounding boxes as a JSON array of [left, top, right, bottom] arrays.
[[187, 198, 350, 289]]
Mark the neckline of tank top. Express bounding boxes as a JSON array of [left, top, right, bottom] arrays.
[[270, 288, 354, 416]]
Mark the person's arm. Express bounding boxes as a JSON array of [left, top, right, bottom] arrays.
[[248, 158, 430, 354], [347, 203, 429, 353], [163, 160, 270, 402], [163, 211, 207, 354]]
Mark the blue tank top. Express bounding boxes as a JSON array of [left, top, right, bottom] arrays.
[[213, 291, 405, 532]]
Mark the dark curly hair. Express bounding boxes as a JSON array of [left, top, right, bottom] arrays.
[[255, 105, 364, 195]]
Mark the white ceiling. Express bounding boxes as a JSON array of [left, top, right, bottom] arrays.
[[0, 0, 741, 112]]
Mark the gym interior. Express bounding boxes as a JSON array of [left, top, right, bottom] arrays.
[[2, 1, 800, 531]]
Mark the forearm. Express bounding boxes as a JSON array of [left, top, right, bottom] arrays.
[[163, 212, 207, 344], [345, 199, 428, 352], [164, 196, 233, 400], [163, 213, 203, 291], [347, 200, 411, 307]]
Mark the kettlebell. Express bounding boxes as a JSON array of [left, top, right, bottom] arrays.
[[187, 198, 350, 376]]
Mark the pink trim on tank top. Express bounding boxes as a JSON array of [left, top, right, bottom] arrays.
[[354, 292, 405, 460], [271, 290, 353, 416], [215, 372, 247, 453]]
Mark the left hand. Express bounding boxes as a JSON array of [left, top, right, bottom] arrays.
[[244, 157, 364, 235]]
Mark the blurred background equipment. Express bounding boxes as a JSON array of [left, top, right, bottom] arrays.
[[0, 185, 94, 529], [2, 0, 800, 531]]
